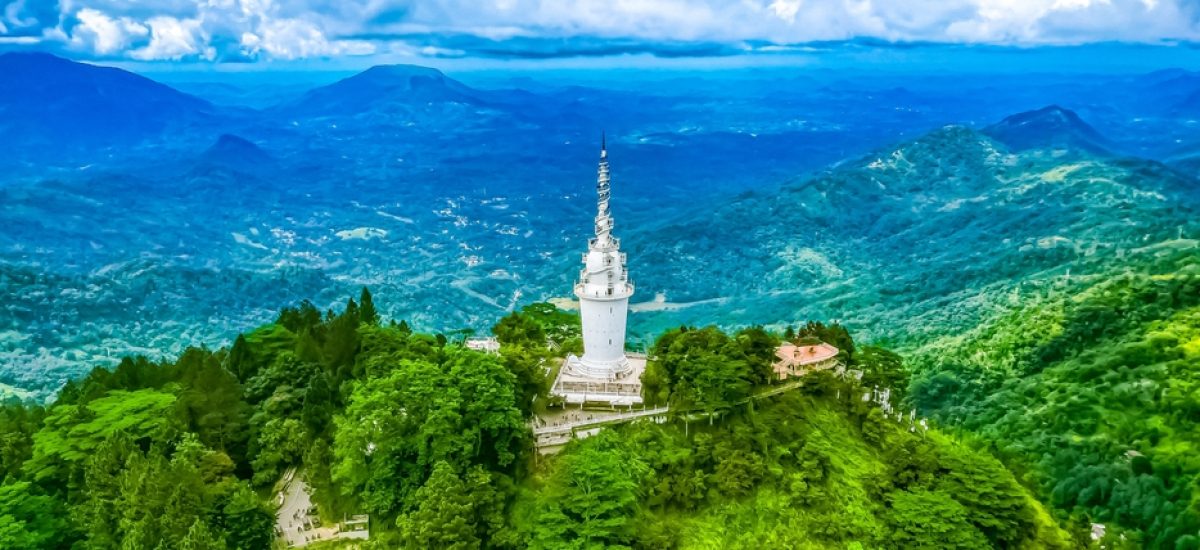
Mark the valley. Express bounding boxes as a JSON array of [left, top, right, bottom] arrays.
[[4, 53, 1200, 403]]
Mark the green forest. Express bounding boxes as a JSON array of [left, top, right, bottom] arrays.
[[908, 247, 1200, 548], [1, 288, 1087, 549]]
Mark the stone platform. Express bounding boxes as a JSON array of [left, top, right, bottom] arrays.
[[550, 353, 645, 406]]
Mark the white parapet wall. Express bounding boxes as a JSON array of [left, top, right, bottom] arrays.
[[551, 353, 645, 406]]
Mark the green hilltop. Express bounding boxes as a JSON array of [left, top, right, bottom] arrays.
[[0, 290, 1076, 549]]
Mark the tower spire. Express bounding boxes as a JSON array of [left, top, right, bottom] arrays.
[[594, 134, 613, 245], [563, 132, 635, 384]]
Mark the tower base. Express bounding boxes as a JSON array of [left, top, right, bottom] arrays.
[[563, 354, 632, 379], [550, 353, 645, 406]]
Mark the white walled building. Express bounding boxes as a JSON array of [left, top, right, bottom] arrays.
[[551, 137, 645, 406]]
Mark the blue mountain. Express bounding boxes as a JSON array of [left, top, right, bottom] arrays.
[[0, 52, 219, 157], [193, 133, 277, 177], [276, 64, 484, 118], [982, 105, 1113, 155]]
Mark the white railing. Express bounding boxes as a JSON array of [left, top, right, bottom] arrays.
[[533, 406, 670, 437]]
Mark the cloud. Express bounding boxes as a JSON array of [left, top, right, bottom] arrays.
[[70, 8, 148, 55], [350, 32, 744, 59], [130, 16, 213, 60], [2, 0, 1199, 62], [241, 17, 374, 59]]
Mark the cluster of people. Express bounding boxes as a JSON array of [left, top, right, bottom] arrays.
[[535, 409, 597, 428], [284, 509, 326, 546]]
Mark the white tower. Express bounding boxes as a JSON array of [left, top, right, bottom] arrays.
[[569, 135, 634, 379]]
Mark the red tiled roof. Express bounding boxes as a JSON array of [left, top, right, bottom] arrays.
[[775, 342, 840, 366]]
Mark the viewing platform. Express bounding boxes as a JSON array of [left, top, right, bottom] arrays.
[[552, 352, 646, 406]]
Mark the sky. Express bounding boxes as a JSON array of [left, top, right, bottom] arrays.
[[1, 0, 1200, 69]]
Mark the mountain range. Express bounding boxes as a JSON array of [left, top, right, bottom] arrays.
[[3, 50, 1200, 545], [0, 53, 221, 158], [1, 52, 1198, 385]]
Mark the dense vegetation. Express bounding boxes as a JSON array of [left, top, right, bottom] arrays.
[[520, 389, 1071, 549], [519, 323, 1069, 549], [909, 248, 1200, 548], [0, 290, 1075, 548]]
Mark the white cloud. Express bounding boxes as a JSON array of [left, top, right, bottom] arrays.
[[130, 16, 213, 60], [769, 0, 804, 24], [241, 17, 374, 59], [24, 0, 1200, 62], [70, 8, 148, 54]]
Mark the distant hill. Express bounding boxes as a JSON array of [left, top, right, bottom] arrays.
[[197, 133, 276, 174], [0, 52, 220, 156], [631, 121, 1198, 344], [276, 64, 484, 119], [982, 105, 1114, 155]]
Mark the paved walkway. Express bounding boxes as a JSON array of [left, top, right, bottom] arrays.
[[275, 471, 366, 547], [534, 406, 670, 437], [532, 378, 810, 449]]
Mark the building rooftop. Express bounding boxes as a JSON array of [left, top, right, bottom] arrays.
[[773, 341, 841, 380], [775, 342, 840, 367]]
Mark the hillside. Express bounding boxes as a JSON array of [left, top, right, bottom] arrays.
[[629, 122, 1200, 347], [621, 119, 1200, 546], [4, 108, 1196, 403], [519, 389, 1071, 548], [0, 296, 1074, 548], [908, 247, 1200, 547], [0, 53, 221, 158]]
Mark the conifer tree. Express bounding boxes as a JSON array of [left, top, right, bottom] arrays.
[[359, 287, 379, 325], [179, 519, 227, 550], [226, 334, 255, 383]]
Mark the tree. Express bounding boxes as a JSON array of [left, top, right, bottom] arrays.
[[498, 344, 547, 417], [533, 433, 646, 549], [645, 326, 756, 415], [250, 418, 308, 486], [399, 461, 480, 549], [220, 484, 275, 550], [332, 350, 525, 519], [276, 300, 322, 334], [0, 482, 72, 549], [887, 490, 990, 549], [302, 371, 334, 435], [492, 311, 545, 347], [734, 326, 781, 385], [176, 348, 251, 463], [360, 287, 380, 325], [933, 439, 1038, 548], [25, 389, 179, 483], [179, 519, 228, 550], [797, 321, 855, 360], [675, 353, 751, 418], [856, 346, 907, 395]]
